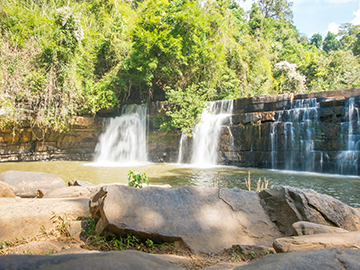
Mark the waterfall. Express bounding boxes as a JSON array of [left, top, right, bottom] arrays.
[[270, 98, 319, 171], [337, 98, 360, 175], [94, 104, 148, 165], [178, 99, 233, 167]]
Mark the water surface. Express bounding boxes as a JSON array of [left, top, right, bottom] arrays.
[[0, 161, 359, 207]]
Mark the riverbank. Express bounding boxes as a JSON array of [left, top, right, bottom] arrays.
[[0, 170, 360, 269]]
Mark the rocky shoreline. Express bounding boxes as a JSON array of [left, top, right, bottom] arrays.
[[1, 170, 360, 269]]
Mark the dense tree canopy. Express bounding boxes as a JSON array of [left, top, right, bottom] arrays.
[[1, 0, 360, 133]]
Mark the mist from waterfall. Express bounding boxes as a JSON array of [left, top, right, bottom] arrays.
[[178, 100, 233, 167], [94, 104, 148, 166]]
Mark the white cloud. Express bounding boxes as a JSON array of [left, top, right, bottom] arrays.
[[239, 0, 255, 11], [352, 8, 360, 25], [324, 0, 357, 3], [327, 22, 340, 34]]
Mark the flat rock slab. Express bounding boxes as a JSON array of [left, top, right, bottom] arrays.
[[259, 186, 360, 235], [6, 240, 67, 255], [151, 254, 190, 264], [292, 221, 348, 236], [273, 230, 360, 253], [204, 262, 247, 270], [43, 186, 91, 198], [0, 197, 89, 242], [234, 248, 360, 270], [0, 250, 183, 270], [90, 185, 281, 254], [0, 171, 66, 198]]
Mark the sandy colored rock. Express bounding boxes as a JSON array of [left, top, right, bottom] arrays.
[[232, 245, 274, 256], [68, 180, 95, 187], [234, 248, 360, 270], [6, 241, 67, 255], [43, 186, 91, 198], [0, 197, 89, 242], [152, 254, 190, 264], [37, 189, 47, 198], [292, 221, 348, 236], [56, 248, 99, 254], [0, 171, 66, 198], [273, 230, 360, 253], [204, 262, 247, 270], [67, 220, 88, 238], [259, 186, 360, 235], [90, 185, 281, 254], [0, 181, 15, 198], [0, 250, 184, 270]]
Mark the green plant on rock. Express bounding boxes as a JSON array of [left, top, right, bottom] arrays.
[[83, 216, 97, 238], [51, 211, 69, 237], [127, 170, 149, 188]]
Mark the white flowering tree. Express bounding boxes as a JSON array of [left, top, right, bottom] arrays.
[[274, 61, 307, 93]]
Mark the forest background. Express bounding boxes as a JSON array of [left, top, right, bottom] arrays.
[[1, 0, 360, 135]]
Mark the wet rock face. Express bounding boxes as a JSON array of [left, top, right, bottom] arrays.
[[89, 185, 281, 254], [0, 170, 66, 198], [259, 186, 360, 235], [0, 116, 101, 162]]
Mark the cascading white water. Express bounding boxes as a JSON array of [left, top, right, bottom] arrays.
[[178, 100, 233, 167], [270, 98, 319, 171], [94, 104, 148, 165], [177, 133, 189, 164], [337, 98, 360, 174]]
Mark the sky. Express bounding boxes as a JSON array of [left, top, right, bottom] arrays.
[[240, 0, 360, 38]]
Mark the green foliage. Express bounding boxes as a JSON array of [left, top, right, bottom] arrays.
[[83, 216, 97, 238], [164, 84, 208, 136], [323, 32, 340, 53], [1, 0, 360, 132], [257, 0, 293, 22], [310, 33, 323, 49], [127, 170, 149, 188]]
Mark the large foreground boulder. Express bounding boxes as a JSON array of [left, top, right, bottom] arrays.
[[89, 185, 281, 253], [0, 250, 182, 270], [234, 248, 360, 270], [0, 171, 66, 197], [0, 197, 89, 242], [273, 230, 360, 253], [259, 186, 360, 235]]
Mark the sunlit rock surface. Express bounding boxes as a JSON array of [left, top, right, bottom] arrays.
[[89, 185, 281, 253]]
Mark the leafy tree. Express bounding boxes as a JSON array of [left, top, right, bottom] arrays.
[[325, 50, 360, 89], [164, 84, 209, 136], [1, 0, 360, 132], [323, 32, 340, 53], [310, 33, 323, 49], [256, 0, 293, 22], [354, 33, 360, 56]]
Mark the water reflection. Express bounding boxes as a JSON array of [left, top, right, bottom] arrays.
[[0, 161, 359, 207]]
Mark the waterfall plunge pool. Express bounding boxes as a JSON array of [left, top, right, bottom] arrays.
[[0, 161, 359, 208]]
